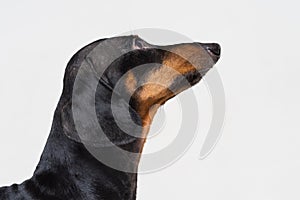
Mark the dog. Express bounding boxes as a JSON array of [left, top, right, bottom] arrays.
[[0, 35, 220, 199]]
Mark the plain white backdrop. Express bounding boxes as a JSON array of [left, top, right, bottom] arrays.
[[0, 0, 300, 199]]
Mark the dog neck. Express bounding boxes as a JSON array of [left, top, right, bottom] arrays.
[[27, 105, 145, 200], [23, 65, 155, 199]]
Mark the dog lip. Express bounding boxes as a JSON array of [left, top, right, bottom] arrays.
[[207, 50, 220, 63]]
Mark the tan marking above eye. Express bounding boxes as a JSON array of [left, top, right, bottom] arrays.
[[125, 71, 137, 94]]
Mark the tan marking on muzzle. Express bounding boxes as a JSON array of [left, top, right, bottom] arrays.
[[126, 44, 210, 154], [133, 44, 205, 127], [134, 44, 209, 127]]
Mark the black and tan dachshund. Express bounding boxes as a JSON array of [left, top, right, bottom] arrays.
[[0, 35, 220, 200]]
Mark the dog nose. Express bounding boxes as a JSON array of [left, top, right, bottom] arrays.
[[199, 43, 221, 62]]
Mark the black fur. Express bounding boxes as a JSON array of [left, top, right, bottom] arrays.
[[0, 37, 167, 200]]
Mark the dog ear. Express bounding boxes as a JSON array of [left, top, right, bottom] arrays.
[[60, 36, 144, 147], [61, 100, 81, 143], [60, 91, 143, 148]]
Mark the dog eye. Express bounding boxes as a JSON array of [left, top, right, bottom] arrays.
[[133, 39, 145, 49]]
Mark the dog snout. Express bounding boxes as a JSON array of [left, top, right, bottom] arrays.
[[199, 43, 221, 63]]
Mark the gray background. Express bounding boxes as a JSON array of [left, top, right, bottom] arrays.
[[0, 0, 299, 199]]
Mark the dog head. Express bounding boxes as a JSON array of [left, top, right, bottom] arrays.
[[60, 35, 220, 148]]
